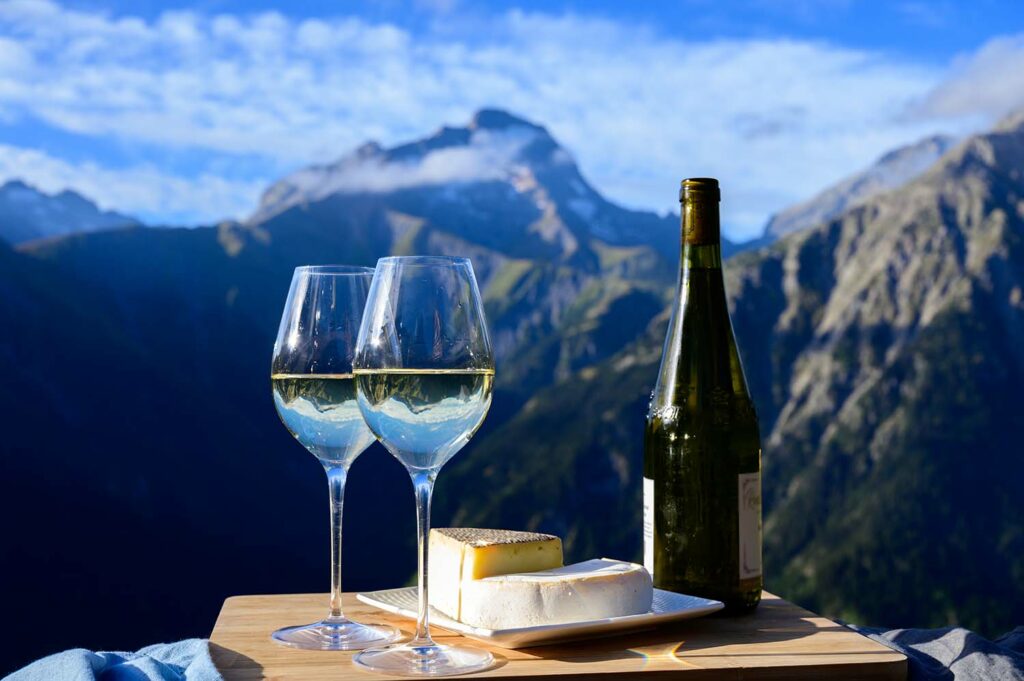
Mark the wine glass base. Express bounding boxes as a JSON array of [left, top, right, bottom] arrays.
[[271, 618, 402, 651], [353, 641, 495, 677]]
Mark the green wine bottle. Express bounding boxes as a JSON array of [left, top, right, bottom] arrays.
[[643, 178, 762, 613]]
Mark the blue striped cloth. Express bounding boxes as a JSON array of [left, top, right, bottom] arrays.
[[4, 639, 221, 681]]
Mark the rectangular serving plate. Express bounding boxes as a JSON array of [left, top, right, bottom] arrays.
[[356, 586, 724, 649]]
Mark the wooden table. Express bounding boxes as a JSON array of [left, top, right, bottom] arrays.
[[210, 592, 906, 680]]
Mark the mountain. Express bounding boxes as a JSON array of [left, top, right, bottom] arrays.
[[0, 179, 138, 244], [0, 109, 684, 673], [441, 113, 1024, 636], [252, 108, 739, 260], [762, 134, 957, 240]]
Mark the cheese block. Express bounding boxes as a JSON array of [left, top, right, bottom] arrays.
[[428, 528, 563, 621], [459, 558, 654, 629]]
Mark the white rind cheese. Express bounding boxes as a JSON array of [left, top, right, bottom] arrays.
[[458, 558, 653, 630], [428, 528, 563, 621]]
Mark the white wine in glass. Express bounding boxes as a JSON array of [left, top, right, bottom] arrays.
[[353, 256, 496, 677]]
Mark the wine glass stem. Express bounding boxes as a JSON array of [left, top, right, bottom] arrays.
[[412, 469, 437, 644], [326, 464, 348, 621]]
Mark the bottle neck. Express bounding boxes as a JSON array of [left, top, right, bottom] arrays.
[[682, 243, 723, 269], [680, 198, 722, 270], [651, 195, 739, 408]]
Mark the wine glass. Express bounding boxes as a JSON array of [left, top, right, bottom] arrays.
[[352, 256, 496, 676], [269, 265, 402, 650]]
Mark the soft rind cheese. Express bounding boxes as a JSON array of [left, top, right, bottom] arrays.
[[459, 558, 653, 630], [428, 528, 563, 621]]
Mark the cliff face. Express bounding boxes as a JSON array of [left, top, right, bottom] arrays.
[[731, 113, 1024, 632]]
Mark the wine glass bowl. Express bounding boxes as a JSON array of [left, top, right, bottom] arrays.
[[353, 256, 496, 676], [269, 265, 402, 651]]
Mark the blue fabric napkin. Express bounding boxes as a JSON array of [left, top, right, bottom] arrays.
[[851, 625, 1024, 681], [4, 639, 222, 681], [9, 627, 1024, 680]]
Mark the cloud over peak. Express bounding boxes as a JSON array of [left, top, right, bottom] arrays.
[[911, 33, 1024, 123], [253, 110, 563, 220]]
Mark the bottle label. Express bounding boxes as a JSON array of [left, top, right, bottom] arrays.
[[643, 477, 654, 576], [738, 472, 762, 579]]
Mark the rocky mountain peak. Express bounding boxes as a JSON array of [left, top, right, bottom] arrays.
[[1, 179, 32, 193], [875, 134, 955, 165], [763, 132, 958, 240], [248, 108, 684, 259], [251, 109, 566, 222], [470, 108, 546, 132], [353, 141, 384, 159]]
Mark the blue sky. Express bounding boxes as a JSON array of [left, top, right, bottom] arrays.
[[2, 0, 1023, 239]]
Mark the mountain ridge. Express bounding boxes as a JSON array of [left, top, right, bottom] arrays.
[[249, 109, 739, 262], [762, 133, 958, 240], [0, 179, 139, 245]]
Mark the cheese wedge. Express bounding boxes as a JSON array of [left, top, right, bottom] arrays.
[[428, 528, 563, 621], [459, 558, 653, 629]]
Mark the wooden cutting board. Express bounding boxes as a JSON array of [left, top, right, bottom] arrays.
[[210, 592, 906, 680]]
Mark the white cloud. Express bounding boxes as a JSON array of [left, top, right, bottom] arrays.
[[291, 128, 538, 194], [0, 1, 1011, 238], [911, 33, 1024, 124], [0, 144, 267, 225]]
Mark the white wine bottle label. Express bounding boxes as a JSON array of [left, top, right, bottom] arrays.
[[738, 472, 762, 579], [643, 477, 654, 576]]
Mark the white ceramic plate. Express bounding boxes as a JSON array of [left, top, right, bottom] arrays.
[[355, 587, 723, 649]]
